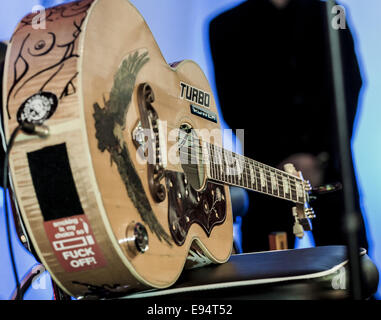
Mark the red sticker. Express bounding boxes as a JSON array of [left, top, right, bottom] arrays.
[[44, 214, 107, 272]]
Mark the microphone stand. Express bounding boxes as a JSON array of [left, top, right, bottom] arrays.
[[325, 0, 363, 299]]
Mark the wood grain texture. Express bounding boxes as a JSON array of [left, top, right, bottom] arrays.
[[3, 0, 233, 298]]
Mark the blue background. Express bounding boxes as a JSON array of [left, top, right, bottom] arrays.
[[0, 0, 380, 299]]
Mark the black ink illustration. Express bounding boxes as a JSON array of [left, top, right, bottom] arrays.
[[93, 51, 172, 246], [6, 0, 93, 120]]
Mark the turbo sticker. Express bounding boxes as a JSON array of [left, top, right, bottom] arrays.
[[44, 214, 107, 272], [180, 82, 211, 108]]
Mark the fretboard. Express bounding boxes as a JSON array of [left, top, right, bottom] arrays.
[[204, 142, 305, 204]]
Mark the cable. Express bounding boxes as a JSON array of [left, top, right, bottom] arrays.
[[3, 124, 22, 300], [3, 122, 50, 300]]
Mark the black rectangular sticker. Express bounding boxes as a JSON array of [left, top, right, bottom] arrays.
[[27, 143, 84, 221]]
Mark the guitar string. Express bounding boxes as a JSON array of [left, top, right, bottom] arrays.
[[145, 125, 306, 200], [159, 128, 304, 184], [174, 137, 304, 186], [158, 138, 304, 192], [154, 130, 304, 184], [176, 149, 302, 196], [160, 122, 303, 180], [162, 145, 303, 197], [179, 146, 302, 183], [173, 153, 304, 204]]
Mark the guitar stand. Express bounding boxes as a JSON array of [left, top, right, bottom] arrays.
[[5, 164, 378, 300], [12, 245, 379, 300], [6, 191, 379, 300], [8, 191, 378, 300], [119, 246, 378, 300]]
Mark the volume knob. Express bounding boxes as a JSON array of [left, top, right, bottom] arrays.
[[125, 222, 149, 254]]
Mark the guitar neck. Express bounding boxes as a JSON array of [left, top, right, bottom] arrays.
[[203, 142, 306, 205]]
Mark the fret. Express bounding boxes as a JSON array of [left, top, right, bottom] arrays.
[[244, 159, 249, 188], [257, 163, 267, 193], [262, 165, 269, 194], [253, 162, 261, 192], [205, 142, 210, 178], [208, 143, 214, 180], [221, 148, 226, 183], [282, 173, 291, 200], [205, 142, 209, 175], [290, 183, 298, 202], [232, 153, 238, 185], [276, 171, 285, 199], [204, 142, 305, 205], [290, 176, 303, 199], [217, 146, 224, 183], [288, 175, 298, 202], [235, 154, 242, 186], [270, 168, 279, 197], [236, 154, 242, 185], [211, 144, 216, 180], [245, 158, 251, 189], [212, 144, 217, 180], [247, 160, 255, 190], [226, 150, 232, 184], [242, 157, 248, 188], [229, 151, 234, 185], [211, 145, 217, 180], [221, 148, 227, 184], [251, 160, 258, 190], [216, 146, 221, 182], [219, 148, 225, 183], [216, 146, 222, 182], [213, 146, 221, 180], [238, 156, 244, 187], [263, 165, 273, 196], [230, 152, 235, 185], [229, 151, 235, 185], [236, 154, 242, 186], [285, 173, 297, 202], [295, 179, 305, 203], [231, 152, 235, 185], [250, 161, 256, 189]]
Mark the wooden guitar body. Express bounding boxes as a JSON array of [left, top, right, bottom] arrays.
[[3, 0, 232, 298]]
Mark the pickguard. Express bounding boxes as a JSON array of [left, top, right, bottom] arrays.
[[166, 170, 227, 246]]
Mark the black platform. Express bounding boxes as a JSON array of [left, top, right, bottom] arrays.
[[122, 246, 379, 300]]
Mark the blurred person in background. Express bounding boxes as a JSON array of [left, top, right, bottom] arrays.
[[209, 0, 368, 252]]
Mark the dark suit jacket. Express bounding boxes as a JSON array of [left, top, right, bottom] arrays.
[[209, 0, 368, 251]]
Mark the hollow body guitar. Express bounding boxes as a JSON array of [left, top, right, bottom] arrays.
[[3, 0, 314, 298]]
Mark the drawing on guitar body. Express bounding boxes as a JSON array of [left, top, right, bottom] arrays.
[[3, 0, 314, 298]]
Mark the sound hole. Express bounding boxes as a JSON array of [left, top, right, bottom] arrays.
[[179, 123, 206, 191]]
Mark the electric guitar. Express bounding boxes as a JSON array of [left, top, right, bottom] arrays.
[[2, 0, 314, 299]]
